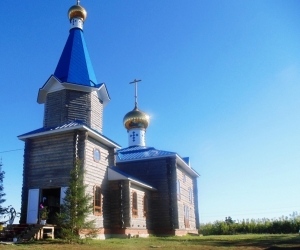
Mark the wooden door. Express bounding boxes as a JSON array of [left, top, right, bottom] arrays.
[[26, 189, 39, 224]]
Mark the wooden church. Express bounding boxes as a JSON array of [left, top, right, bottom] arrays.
[[18, 2, 200, 238]]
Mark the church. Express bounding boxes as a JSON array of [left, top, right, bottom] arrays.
[[18, 2, 200, 238]]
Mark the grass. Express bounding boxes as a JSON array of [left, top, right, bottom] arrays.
[[0, 234, 299, 249]]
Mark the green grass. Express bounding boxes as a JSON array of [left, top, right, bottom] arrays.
[[0, 234, 299, 249]]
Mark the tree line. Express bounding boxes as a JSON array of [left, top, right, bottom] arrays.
[[199, 214, 300, 235]]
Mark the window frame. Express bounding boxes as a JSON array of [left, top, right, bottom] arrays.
[[143, 194, 148, 218], [132, 191, 138, 218], [93, 148, 101, 162], [177, 180, 181, 200], [94, 185, 102, 216], [184, 205, 190, 228], [188, 187, 193, 204]]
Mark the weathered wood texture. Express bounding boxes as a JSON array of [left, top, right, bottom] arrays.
[[193, 176, 200, 229], [176, 165, 197, 230], [109, 180, 131, 229], [43, 90, 103, 132], [84, 136, 115, 228], [20, 131, 76, 223], [130, 184, 149, 229], [116, 157, 177, 231], [20, 140, 32, 224]]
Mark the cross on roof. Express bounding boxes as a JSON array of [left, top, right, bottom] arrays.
[[77, 0, 80, 5], [129, 79, 142, 109]]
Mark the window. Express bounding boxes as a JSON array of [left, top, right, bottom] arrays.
[[184, 205, 190, 228], [132, 192, 138, 217], [183, 174, 186, 183], [94, 186, 102, 215], [188, 187, 193, 203], [94, 148, 101, 162], [177, 180, 181, 200], [143, 194, 148, 218]]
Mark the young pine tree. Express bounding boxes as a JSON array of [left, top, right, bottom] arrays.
[[0, 161, 6, 213], [56, 158, 95, 241]]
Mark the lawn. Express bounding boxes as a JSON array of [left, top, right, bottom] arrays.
[[0, 234, 299, 249]]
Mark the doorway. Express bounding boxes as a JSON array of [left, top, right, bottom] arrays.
[[40, 188, 61, 224]]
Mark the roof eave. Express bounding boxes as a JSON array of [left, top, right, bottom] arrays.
[[18, 125, 120, 149], [116, 153, 199, 177]]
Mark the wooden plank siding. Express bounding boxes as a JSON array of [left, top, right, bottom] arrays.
[[116, 157, 178, 232], [90, 92, 103, 133], [20, 131, 77, 223], [84, 136, 115, 228], [176, 165, 197, 230], [43, 90, 103, 133], [130, 184, 149, 229], [109, 180, 131, 229]]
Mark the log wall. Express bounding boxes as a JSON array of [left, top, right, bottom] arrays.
[[20, 131, 76, 223], [130, 184, 149, 229], [116, 157, 177, 231], [84, 136, 115, 228], [109, 180, 131, 229], [43, 90, 103, 132], [176, 165, 197, 230]]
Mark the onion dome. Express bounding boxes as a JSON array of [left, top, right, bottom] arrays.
[[123, 107, 150, 131], [68, 4, 87, 21]]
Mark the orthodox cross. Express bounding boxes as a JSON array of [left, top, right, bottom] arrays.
[[130, 131, 138, 142], [129, 79, 141, 109], [77, 0, 80, 5]]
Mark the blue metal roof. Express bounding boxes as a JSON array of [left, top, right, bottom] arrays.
[[109, 166, 154, 186], [117, 146, 176, 161], [18, 120, 120, 147], [54, 28, 99, 87]]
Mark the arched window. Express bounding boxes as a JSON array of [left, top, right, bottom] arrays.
[[93, 148, 101, 162], [143, 194, 148, 218], [177, 180, 181, 200], [184, 205, 190, 228], [94, 186, 102, 216], [132, 192, 138, 217], [188, 187, 193, 203]]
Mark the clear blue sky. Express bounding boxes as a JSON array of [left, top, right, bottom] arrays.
[[1, 0, 300, 223]]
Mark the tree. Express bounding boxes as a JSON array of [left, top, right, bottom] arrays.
[[56, 159, 95, 242], [0, 161, 6, 213]]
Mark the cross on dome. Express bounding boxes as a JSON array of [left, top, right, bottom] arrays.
[[129, 79, 141, 109]]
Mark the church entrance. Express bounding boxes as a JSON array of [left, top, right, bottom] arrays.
[[40, 188, 61, 224]]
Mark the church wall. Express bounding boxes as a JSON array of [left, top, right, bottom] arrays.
[[176, 165, 197, 230], [43, 90, 103, 131], [84, 136, 115, 228], [109, 180, 131, 229], [90, 91, 103, 133], [116, 157, 178, 232], [129, 184, 149, 229], [20, 131, 76, 223]]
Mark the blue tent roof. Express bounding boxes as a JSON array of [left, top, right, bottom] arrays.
[[54, 28, 99, 87]]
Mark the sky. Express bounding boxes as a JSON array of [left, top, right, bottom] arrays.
[[1, 0, 300, 224]]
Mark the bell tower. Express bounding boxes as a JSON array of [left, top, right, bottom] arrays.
[[37, 1, 110, 133]]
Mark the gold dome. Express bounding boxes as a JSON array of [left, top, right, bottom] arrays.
[[68, 4, 87, 21], [123, 107, 150, 130]]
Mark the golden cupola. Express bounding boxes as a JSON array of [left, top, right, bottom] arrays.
[[68, 1, 87, 30], [123, 107, 150, 131], [124, 79, 150, 147]]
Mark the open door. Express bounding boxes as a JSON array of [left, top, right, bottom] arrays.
[[27, 189, 39, 224]]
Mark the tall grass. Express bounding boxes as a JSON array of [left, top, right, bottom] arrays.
[[199, 212, 300, 235]]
